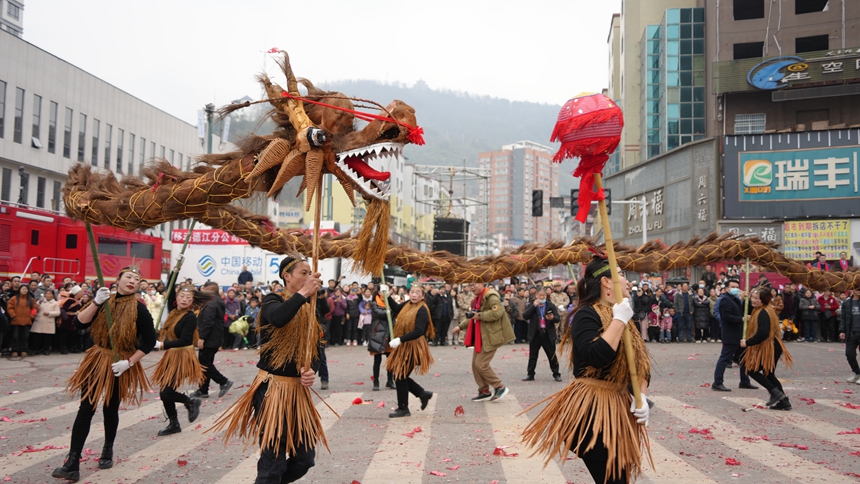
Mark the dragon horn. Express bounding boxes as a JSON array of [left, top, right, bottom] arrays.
[[273, 51, 313, 133]]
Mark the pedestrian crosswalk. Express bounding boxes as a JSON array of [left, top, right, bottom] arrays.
[[2, 385, 860, 483]]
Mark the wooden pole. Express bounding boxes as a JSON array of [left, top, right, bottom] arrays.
[[306, 176, 324, 370], [593, 174, 642, 409], [155, 220, 196, 330], [85, 222, 118, 363], [743, 258, 751, 336], [382, 278, 395, 338]]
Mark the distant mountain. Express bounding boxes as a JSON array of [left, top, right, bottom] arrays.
[[222, 80, 583, 197]]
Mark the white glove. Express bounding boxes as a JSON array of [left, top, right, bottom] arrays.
[[94, 287, 111, 305], [630, 393, 649, 426], [111, 359, 132, 377], [154, 340, 163, 350], [379, 284, 390, 294], [612, 298, 634, 324], [388, 337, 401, 349]]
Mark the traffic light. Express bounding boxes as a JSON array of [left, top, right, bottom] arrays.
[[531, 189, 543, 217], [605, 188, 612, 216], [570, 189, 579, 217]]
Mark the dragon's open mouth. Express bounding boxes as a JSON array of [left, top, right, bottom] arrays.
[[336, 142, 400, 201]]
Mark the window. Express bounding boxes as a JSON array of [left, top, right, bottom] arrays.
[[796, 34, 829, 53], [30, 229, 38, 246], [13, 87, 24, 144], [140, 137, 146, 172], [61, 108, 72, 159], [734, 0, 764, 20], [128, 133, 135, 175], [91, 119, 99, 166], [0, 168, 10, 201], [47, 101, 57, 153], [130, 241, 155, 259], [795, 0, 829, 15], [31, 94, 41, 146], [734, 113, 766, 134], [52, 180, 61, 211], [104, 123, 112, 169], [76, 113, 85, 161], [160, 145, 165, 159], [178, 153, 183, 170], [733, 41, 764, 59], [97, 236, 127, 256], [36, 176, 45, 208], [116, 128, 124, 173], [65, 234, 78, 249], [0, 80, 6, 139], [169, 149, 174, 165], [6, 2, 20, 20], [150, 141, 155, 163]]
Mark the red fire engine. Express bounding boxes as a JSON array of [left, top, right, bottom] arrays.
[[0, 203, 163, 284]]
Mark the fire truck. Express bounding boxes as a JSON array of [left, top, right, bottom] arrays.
[[0, 203, 163, 284]]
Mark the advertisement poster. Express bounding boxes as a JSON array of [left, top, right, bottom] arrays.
[[782, 219, 850, 261]]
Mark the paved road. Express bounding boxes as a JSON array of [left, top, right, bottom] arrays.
[[1, 340, 858, 483]]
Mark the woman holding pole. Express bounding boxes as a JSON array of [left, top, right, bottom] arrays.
[[53, 264, 156, 482], [522, 256, 651, 484]]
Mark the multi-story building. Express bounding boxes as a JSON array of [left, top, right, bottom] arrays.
[[0, 0, 23, 38], [0, 35, 230, 248], [477, 140, 561, 245]]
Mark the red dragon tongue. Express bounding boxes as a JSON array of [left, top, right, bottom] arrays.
[[344, 156, 391, 182]]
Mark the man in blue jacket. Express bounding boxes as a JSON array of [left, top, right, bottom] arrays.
[[711, 278, 757, 392]]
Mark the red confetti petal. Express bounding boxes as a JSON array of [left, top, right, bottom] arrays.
[[351, 481, 361, 484], [352, 398, 364, 405], [493, 446, 519, 457], [413, 427, 422, 433], [798, 397, 816, 405], [429, 471, 447, 476], [454, 406, 465, 417], [837, 428, 860, 435], [446, 465, 460, 471], [376, 401, 385, 409], [844, 389, 854, 394], [840, 402, 860, 409], [725, 458, 742, 466], [351, 381, 365, 385], [177, 459, 187, 467], [700, 383, 711, 388]]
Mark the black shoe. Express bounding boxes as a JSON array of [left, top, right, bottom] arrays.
[[60, 349, 69, 355], [389, 408, 411, 418], [770, 397, 792, 411], [554, 375, 563, 382], [765, 388, 787, 407], [490, 386, 509, 401], [190, 389, 209, 399], [52, 451, 81, 481], [726, 363, 734, 368], [711, 383, 731, 392], [98, 442, 114, 469], [386, 379, 396, 390], [218, 380, 234, 398], [441, 341, 448, 346], [522, 375, 535, 381], [429, 341, 437, 346], [321, 381, 329, 390], [739, 382, 759, 390], [419, 391, 433, 411], [158, 417, 182, 436], [471, 391, 493, 402], [185, 398, 201, 423], [373, 381, 380, 391]]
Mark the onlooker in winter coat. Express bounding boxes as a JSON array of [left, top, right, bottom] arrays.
[[799, 289, 820, 342], [692, 288, 712, 342], [7, 285, 37, 357], [31, 289, 61, 355]]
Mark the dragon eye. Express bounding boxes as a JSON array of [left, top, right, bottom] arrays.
[[380, 127, 399, 139]]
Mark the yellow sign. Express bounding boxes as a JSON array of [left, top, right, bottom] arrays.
[[782, 219, 850, 261]]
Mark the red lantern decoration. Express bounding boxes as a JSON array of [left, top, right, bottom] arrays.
[[550, 93, 624, 223]]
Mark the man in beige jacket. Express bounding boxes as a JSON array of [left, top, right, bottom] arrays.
[[452, 283, 516, 402]]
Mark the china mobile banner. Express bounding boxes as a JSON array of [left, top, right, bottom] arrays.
[[170, 229, 281, 288]]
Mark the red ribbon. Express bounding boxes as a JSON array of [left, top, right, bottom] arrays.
[[572, 154, 609, 223]]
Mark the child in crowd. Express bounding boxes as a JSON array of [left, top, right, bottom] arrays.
[[647, 304, 661, 342], [664, 307, 676, 343]]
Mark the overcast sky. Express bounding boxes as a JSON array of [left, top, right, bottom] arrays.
[[24, 0, 621, 125]]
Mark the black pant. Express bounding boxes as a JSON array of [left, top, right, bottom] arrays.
[[372, 353, 392, 384], [222, 328, 235, 349], [747, 343, 784, 393], [846, 332, 860, 375], [318, 345, 328, 382], [198, 347, 228, 393], [647, 326, 660, 342], [526, 329, 560, 378], [434, 317, 451, 344], [70, 378, 121, 453], [30, 332, 53, 352], [344, 314, 360, 343], [395, 369, 426, 410], [252, 382, 315, 484], [695, 327, 709, 341], [709, 317, 721, 341], [574, 428, 629, 484], [514, 320, 528, 342], [713, 343, 751, 386], [160, 385, 190, 419], [820, 315, 836, 342], [11, 325, 30, 353], [57, 327, 80, 352], [330, 315, 344, 345]]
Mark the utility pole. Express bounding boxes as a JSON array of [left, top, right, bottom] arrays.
[[205, 103, 215, 154]]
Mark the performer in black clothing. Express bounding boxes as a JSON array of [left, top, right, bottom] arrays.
[[740, 287, 794, 410], [53, 265, 156, 482], [521, 289, 562, 382], [192, 281, 233, 399], [150, 285, 213, 436], [211, 255, 327, 484], [385, 285, 435, 418], [523, 257, 651, 484]]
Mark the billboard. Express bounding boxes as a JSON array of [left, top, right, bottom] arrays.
[[723, 130, 860, 219], [782, 219, 850, 261]]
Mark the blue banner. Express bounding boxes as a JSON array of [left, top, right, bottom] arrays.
[[738, 146, 860, 202]]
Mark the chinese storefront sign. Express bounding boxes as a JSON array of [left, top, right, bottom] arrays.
[[626, 189, 666, 236], [782, 219, 850, 261], [171, 229, 249, 245], [721, 224, 782, 245], [739, 146, 859, 202]]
